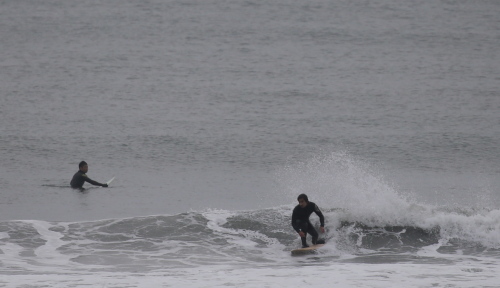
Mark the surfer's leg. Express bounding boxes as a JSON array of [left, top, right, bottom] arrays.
[[301, 236, 308, 248], [299, 222, 309, 248], [311, 235, 318, 245], [308, 225, 319, 245]]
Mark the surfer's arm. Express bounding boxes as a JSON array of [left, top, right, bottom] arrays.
[[83, 176, 106, 187], [314, 204, 325, 228]]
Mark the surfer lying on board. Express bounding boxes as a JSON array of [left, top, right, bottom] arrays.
[[70, 161, 108, 189], [292, 194, 325, 248]]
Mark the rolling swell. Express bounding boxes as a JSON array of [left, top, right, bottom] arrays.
[[1, 205, 500, 272]]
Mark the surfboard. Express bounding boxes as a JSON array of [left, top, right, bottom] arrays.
[[291, 243, 325, 255], [106, 177, 115, 185]]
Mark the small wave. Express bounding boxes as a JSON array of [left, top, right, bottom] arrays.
[[273, 152, 500, 251], [1, 203, 499, 274]]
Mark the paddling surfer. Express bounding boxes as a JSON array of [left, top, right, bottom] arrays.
[[291, 194, 325, 248], [70, 161, 108, 189]]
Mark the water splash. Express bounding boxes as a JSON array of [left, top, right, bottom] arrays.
[[275, 151, 418, 225], [273, 151, 500, 249]]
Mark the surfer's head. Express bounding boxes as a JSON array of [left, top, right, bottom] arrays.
[[79, 161, 88, 173], [297, 194, 309, 208]]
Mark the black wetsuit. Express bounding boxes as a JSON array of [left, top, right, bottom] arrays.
[[70, 170, 104, 188], [291, 202, 325, 247]]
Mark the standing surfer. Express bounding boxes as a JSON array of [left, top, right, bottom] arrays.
[[291, 194, 325, 248], [70, 161, 108, 189]]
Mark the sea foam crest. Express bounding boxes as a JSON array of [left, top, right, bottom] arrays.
[[275, 151, 500, 248], [275, 151, 417, 224]]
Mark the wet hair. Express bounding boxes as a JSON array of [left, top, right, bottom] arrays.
[[297, 194, 309, 202], [79, 161, 88, 168]]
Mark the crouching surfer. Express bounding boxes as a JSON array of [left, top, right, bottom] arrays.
[[291, 194, 325, 248], [70, 161, 108, 189]]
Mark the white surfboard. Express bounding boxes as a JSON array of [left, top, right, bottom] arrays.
[[291, 244, 325, 255], [106, 177, 115, 185]]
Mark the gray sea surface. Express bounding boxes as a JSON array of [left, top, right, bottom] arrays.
[[1, 0, 499, 221], [0, 1, 500, 286]]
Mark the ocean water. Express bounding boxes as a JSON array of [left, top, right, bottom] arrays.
[[1, 0, 499, 287]]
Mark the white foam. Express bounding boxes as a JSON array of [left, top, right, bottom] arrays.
[[276, 152, 500, 248], [2, 209, 500, 288], [202, 209, 288, 262], [2, 261, 500, 288], [29, 221, 74, 265], [0, 231, 9, 240], [421, 208, 500, 248]]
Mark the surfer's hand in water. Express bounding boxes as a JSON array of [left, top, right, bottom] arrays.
[[102, 184, 108, 188], [320, 227, 325, 233], [298, 231, 305, 237]]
